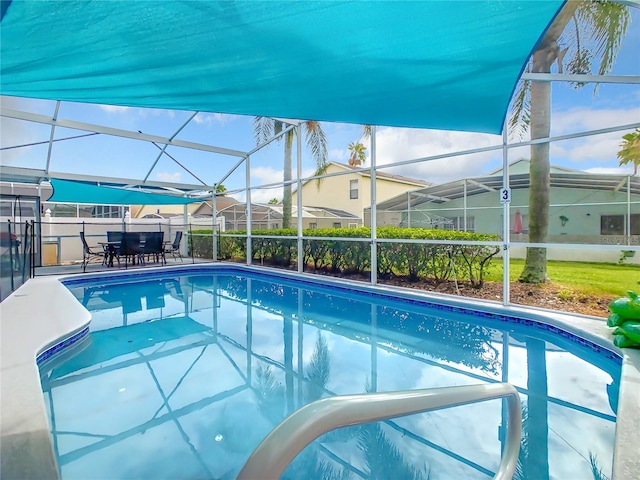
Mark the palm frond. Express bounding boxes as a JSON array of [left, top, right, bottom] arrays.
[[303, 120, 328, 188], [361, 124, 372, 141], [254, 116, 274, 145], [313, 161, 330, 189], [304, 121, 328, 170], [508, 78, 531, 140], [358, 422, 428, 480], [348, 142, 367, 166], [576, 1, 630, 77], [305, 331, 330, 402], [617, 128, 640, 174], [560, 1, 630, 92], [282, 447, 350, 480], [254, 363, 285, 424], [589, 452, 610, 480]]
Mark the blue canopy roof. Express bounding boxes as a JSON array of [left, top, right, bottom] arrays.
[[49, 179, 201, 205], [0, 1, 564, 134]]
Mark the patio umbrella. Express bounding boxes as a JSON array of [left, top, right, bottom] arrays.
[[514, 210, 523, 234]]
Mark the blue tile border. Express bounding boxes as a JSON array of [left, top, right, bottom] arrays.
[[61, 264, 621, 366], [36, 326, 90, 367]]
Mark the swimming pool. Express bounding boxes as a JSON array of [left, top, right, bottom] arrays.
[[38, 266, 621, 480]]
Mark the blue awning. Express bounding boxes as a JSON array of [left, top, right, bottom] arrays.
[[0, 1, 564, 134], [49, 179, 201, 205]]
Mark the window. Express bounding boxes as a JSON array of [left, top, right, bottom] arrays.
[[348, 222, 358, 228], [601, 214, 640, 235], [601, 215, 623, 235], [443, 216, 475, 232], [333, 222, 341, 228], [91, 205, 121, 218], [309, 223, 317, 229], [350, 179, 358, 199]]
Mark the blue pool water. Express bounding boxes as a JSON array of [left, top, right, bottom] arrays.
[[41, 269, 620, 480]]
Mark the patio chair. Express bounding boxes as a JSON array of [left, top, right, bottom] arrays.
[[144, 231, 165, 264], [164, 231, 183, 262], [80, 231, 107, 272], [119, 232, 145, 269], [106, 231, 123, 267]]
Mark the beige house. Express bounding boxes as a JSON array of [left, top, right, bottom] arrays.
[[292, 162, 431, 220], [218, 203, 361, 231], [132, 197, 238, 218]]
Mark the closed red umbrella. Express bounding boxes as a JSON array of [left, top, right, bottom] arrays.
[[514, 210, 523, 234]]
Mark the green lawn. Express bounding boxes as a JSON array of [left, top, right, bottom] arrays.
[[485, 259, 640, 297]]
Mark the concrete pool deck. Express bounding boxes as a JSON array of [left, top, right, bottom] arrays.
[[1, 263, 639, 479]]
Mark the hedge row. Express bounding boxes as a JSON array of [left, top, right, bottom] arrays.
[[190, 227, 500, 287]]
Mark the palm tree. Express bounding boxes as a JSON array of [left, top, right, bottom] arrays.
[[254, 118, 327, 228], [348, 141, 367, 166], [305, 331, 330, 402], [510, 1, 630, 283], [617, 128, 640, 175]]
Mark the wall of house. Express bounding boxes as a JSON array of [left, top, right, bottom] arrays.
[[400, 186, 639, 237], [133, 203, 197, 218], [294, 164, 364, 218], [222, 217, 361, 231], [293, 164, 426, 220]]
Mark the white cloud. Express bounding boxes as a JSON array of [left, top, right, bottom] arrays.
[[551, 106, 640, 135], [546, 106, 639, 168], [585, 166, 634, 175], [0, 118, 37, 164], [374, 127, 503, 184], [329, 148, 349, 162], [248, 187, 283, 204], [251, 166, 283, 185], [248, 166, 284, 203], [194, 113, 234, 126], [0, 97, 43, 164], [364, 103, 640, 183], [155, 171, 182, 182], [99, 104, 130, 114]]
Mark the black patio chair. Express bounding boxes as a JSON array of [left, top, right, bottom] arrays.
[[106, 231, 123, 267], [120, 232, 145, 269], [80, 231, 107, 272], [164, 231, 183, 262], [144, 231, 165, 264]]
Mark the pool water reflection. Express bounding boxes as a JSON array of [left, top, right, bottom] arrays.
[[41, 272, 620, 480]]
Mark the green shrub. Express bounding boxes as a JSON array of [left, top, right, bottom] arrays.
[[195, 227, 500, 287]]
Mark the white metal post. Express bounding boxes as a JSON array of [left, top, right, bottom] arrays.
[[463, 179, 468, 231], [182, 204, 188, 258], [502, 126, 510, 305], [212, 189, 217, 261], [627, 175, 632, 246], [370, 126, 378, 285], [246, 156, 252, 265], [297, 126, 303, 273], [44, 101, 60, 175]]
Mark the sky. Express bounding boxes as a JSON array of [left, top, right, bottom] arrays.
[[1, 8, 639, 205]]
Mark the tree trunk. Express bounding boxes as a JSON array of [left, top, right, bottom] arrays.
[[520, 76, 551, 283], [524, 338, 549, 479], [519, 3, 577, 283], [283, 313, 294, 414], [282, 130, 293, 229]]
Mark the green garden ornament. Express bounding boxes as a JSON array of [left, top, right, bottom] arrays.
[[607, 291, 640, 348]]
